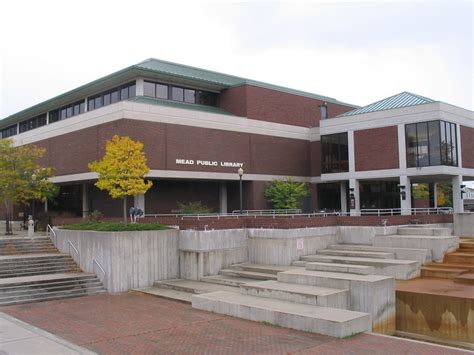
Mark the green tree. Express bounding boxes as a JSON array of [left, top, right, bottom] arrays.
[[88, 135, 153, 223], [412, 183, 429, 200], [0, 138, 58, 235], [264, 179, 309, 210]]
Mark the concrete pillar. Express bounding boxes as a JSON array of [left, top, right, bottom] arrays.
[[452, 175, 464, 213], [84, 98, 88, 113], [348, 131, 355, 173], [349, 179, 360, 216], [400, 176, 412, 215], [134, 194, 145, 214], [82, 183, 89, 218], [433, 183, 438, 208], [219, 181, 228, 214], [397, 124, 407, 169], [45, 112, 49, 125], [136, 78, 144, 96], [340, 181, 347, 213]]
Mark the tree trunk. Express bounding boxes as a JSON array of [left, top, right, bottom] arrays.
[[4, 201, 12, 235], [123, 197, 127, 224]]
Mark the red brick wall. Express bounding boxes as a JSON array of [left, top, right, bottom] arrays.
[[461, 125, 474, 168], [220, 85, 355, 127], [309, 141, 321, 176], [355, 126, 399, 171], [31, 119, 311, 178]]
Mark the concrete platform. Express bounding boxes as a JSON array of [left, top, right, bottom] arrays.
[[326, 244, 431, 264], [300, 254, 420, 280], [397, 227, 452, 236], [201, 275, 258, 287], [373, 234, 459, 262], [229, 263, 302, 274], [240, 280, 349, 308], [304, 261, 375, 275], [192, 291, 370, 338], [278, 269, 395, 334], [219, 269, 278, 280], [317, 249, 395, 259], [154, 279, 240, 294], [133, 286, 193, 303]]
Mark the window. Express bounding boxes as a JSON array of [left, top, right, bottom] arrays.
[[143, 80, 218, 106], [1, 125, 17, 138], [196, 91, 218, 106], [156, 84, 168, 99], [405, 120, 457, 167], [321, 132, 349, 173], [320, 104, 328, 120], [87, 81, 136, 112], [144, 81, 156, 97], [171, 86, 184, 101], [184, 89, 195, 103], [19, 114, 47, 133]]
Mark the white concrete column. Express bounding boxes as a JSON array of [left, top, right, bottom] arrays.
[[219, 182, 228, 214], [340, 181, 347, 213], [136, 78, 144, 96], [82, 183, 89, 218], [45, 112, 50, 125], [452, 175, 464, 213], [397, 124, 407, 169], [349, 178, 360, 216], [433, 183, 438, 208], [399, 176, 412, 215], [134, 194, 146, 214], [348, 130, 355, 173], [84, 98, 88, 113], [456, 124, 462, 167]]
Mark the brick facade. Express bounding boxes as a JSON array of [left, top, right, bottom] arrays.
[[220, 84, 354, 127], [461, 125, 474, 168], [355, 126, 399, 171]]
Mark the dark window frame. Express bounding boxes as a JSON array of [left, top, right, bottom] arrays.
[[321, 132, 349, 174]]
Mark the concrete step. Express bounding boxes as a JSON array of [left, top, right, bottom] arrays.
[[0, 262, 78, 272], [326, 244, 431, 264], [420, 266, 469, 279], [0, 276, 99, 293], [444, 252, 474, 265], [0, 281, 104, 297], [291, 260, 307, 267], [397, 227, 452, 236], [460, 241, 474, 250], [277, 269, 395, 335], [240, 280, 350, 309], [421, 262, 474, 272], [154, 279, 240, 294], [0, 273, 96, 287], [229, 263, 301, 275], [453, 273, 474, 285], [300, 255, 420, 280], [373, 235, 459, 262], [0, 286, 106, 303], [0, 268, 82, 279], [192, 291, 370, 338], [201, 275, 259, 287], [133, 286, 193, 303], [304, 262, 375, 275], [316, 249, 395, 259], [0, 288, 106, 306], [219, 269, 278, 280], [0, 253, 69, 261]]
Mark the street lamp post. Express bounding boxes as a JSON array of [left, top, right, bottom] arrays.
[[31, 173, 36, 231], [238, 168, 244, 214]]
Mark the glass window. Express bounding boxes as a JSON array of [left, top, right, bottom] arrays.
[[184, 89, 195, 103], [171, 86, 184, 101], [121, 87, 129, 100], [111, 90, 119, 103], [1, 125, 17, 138], [103, 93, 111, 106], [66, 106, 73, 118], [428, 121, 441, 165], [94, 96, 103, 109], [49, 110, 60, 123], [321, 133, 349, 173], [73, 104, 80, 116], [156, 84, 168, 99], [88, 98, 95, 111], [445, 122, 452, 165], [79, 102, 85, 113], [60, 108, 67, 120], [406, 123, 417, 167], [320, 105, 328, 120], [416, 122, 429, 167], [451, 123, 457, 165], [128, 84, 136, 98], [144, 81, 155, 97]]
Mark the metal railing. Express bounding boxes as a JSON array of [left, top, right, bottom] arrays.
[[46, 224, 57, 246], [68, 240, 80, 264], [145, 211, 351, 219], [93, 258, 107, 286], [359, 207, 453, 216], [231, 209, 302, 215]]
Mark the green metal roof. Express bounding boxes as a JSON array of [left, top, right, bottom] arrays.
[[127, 96, 235, 116], [338, 91, 435, 117], [0, 58, 358, 130]]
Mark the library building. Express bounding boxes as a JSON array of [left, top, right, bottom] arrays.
[[1, 58, 473, 218]]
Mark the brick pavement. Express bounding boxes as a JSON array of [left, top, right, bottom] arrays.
[[2, 293, 469, 354]]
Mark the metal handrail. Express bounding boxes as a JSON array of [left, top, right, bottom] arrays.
[[93, 258, 107, 286], [360, 207, 453, 216], [46, 224, 57, 246], [231, 209, 302, 215], [68, 240, 80, 264]]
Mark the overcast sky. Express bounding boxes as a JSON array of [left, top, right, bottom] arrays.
[[0, 0, 472, 118]]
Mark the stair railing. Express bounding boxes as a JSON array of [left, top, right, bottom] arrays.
[[68, 240, 80, 265], [46, 224, 57, 247], [93, 258, 107, 288]]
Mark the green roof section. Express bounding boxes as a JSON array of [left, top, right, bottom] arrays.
[[127, 96, 235, 116], [338, 91, 436, 117], [0, 58, 358, 129]]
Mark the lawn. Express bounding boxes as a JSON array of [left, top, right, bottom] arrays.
[[61, 221, 168, 232]]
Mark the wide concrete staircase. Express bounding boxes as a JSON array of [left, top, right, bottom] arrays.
[[420, 238, 474, 285], [0, 236, 106, 306]]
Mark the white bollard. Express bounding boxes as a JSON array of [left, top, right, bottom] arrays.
[[28, 215, 34, 238]]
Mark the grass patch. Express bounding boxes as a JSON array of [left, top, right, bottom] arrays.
[[61, 221, 169, 232]]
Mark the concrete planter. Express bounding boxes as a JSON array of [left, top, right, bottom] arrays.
[[55, 229, 179, 293]]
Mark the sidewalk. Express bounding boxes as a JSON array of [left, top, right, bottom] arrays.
[[0, 312, 95, 355]]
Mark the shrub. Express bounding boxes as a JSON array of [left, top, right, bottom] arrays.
[[61, 221, 168, 232], [87, 210, 104, 222], [264, 179, 309, 209], [176, 201, 213, 214]]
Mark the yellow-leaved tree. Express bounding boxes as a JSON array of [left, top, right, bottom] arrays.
[[88, 135, 153, 223]]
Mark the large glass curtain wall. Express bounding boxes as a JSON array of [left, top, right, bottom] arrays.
[[321, 133, 349, 173], [406, 120, 457, 167]]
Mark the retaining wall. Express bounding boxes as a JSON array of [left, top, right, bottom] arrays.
[[453, 213, 474, 237]]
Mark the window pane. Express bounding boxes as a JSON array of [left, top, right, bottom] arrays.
[[50, 110, 59, 123], [320, 133, 348, 173], [103, 93, 111, 106], [38, 115, 46, 127], [320, 105, 328, 120], [128, 84, 136, 98], [144, 81, 155, 97], [79, 102, 85, 113], [94, 96, 103, 109], [416, 122, 429, 167], [121, 87, 129, 100], [156, 84, 168, 99], [184, 89, 195, 103], [88, 99, 95, 111], [445, 122, 452, 165], [405, 124, 417, 167], [428, 121, 441, 165], [451, 123, 457, 166], [171, 87, 184, 101], [60, 108, 67, 120], [111, 90, 119, 103], [73, 104, 80, 116], [196, 91, 218, 106]]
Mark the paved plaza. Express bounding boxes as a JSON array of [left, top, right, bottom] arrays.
[[2, 292, 470, 354]]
